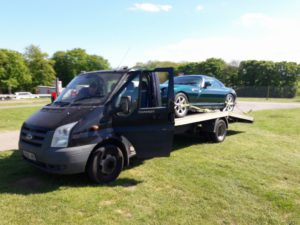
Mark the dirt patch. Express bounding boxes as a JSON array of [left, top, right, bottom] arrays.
[[100, 200, 115, 206], [115, 209, 132, 218]]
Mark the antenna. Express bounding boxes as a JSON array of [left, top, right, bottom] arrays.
[[117, 47, 130, 69]]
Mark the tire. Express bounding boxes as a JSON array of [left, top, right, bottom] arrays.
[[222, 94, 235, 112], [87, 145, 124, 184], [174, 93, 189, 118], [209, 119, 227, 143]]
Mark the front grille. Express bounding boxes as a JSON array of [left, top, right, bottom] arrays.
[[20, 124, 49, 147]]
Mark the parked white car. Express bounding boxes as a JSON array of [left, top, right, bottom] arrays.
[[15, 92, 39, 99]]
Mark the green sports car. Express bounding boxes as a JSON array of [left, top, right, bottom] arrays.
[[160, 75, 237, 118]]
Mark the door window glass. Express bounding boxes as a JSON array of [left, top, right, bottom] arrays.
[[115, 75, 140, 114], [140, 73, 152, 108], [140, 72, 170, 108], [156, 71, 169, 107]]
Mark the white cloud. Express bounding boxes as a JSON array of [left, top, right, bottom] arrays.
[[240, 13, 273, 27], [195, 4, 204, 12], [129, 3, 172, 13], [142, 14, 300, 64], [239, 12, 300, 35]]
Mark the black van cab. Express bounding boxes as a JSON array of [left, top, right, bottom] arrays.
[[19, 68, 175, 183]]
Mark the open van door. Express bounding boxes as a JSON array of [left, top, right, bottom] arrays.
[[112, 68, 175, 158]]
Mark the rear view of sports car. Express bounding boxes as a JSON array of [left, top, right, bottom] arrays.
[[160, 75, 236, 118]]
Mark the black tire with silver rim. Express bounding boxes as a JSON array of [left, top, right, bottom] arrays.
[[223, 94, 235, 112], [209, 119, 227, 143], [88, 145, 124, 184], [174, 93, 189, 118]]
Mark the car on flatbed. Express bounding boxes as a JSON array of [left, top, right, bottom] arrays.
[[160, 75, 236, 118], [19, 68, 253, 184]]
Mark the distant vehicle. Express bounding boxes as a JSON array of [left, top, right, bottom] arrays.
[[15, 92, 39, 99], [160, 75, 237, 118], [0, 94, 14, 100]]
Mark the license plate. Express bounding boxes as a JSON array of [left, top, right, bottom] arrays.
[[23, 150, 36, 161]]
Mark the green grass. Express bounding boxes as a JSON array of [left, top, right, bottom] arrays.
[[0, 107, 41, 131], [238, 96, 300, 103], [0, 109, 300, 225]]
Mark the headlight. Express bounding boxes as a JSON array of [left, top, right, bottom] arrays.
[[51, 122, 78, 148]]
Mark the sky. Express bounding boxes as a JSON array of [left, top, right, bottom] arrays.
[[1, 0, 300, 67]]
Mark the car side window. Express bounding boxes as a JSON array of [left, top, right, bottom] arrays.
[[208, 79, 222, 88], [205, 78, 213, 89]]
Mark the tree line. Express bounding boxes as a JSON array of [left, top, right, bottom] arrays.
[[0, 45, 109, 94], [1, 46, 299, 97]]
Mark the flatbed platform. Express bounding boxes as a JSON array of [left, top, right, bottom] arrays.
[[175, 111, 254, 126]]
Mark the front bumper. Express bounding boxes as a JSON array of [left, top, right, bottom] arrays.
[[20, 142, 96, 174]]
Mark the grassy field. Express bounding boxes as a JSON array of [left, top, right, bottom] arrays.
[[238, 96, 300, 103], [0, 107, 41, 131], [0, 108, 299, 225]]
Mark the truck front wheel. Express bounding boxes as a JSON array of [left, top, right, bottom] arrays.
[[87, 145, 124, 184]]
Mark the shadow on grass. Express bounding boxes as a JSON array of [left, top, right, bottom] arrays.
[[0, 151, 142, 195], [172, 130, 245, 151], [0, 130, 243, 195]]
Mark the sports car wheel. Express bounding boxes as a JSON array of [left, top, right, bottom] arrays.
[[174, 93, 189, 118], [223, 94, 235, 112]]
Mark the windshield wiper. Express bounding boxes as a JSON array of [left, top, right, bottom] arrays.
[[53, 101, 70, 107], [70, 95, 105, 105]]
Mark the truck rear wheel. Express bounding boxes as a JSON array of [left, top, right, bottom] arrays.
[[87, 145, 124, 184], [209, 119, 227, 143]]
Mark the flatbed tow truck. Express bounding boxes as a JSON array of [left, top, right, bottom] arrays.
[[19, 68, 253, 184]]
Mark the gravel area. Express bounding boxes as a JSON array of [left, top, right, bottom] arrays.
[[0, 131, 20, 151], [0, 104, 45, 109], [235, 101, 300, 112]]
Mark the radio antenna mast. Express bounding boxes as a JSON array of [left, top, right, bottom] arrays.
[[117, 47, 130, 69]]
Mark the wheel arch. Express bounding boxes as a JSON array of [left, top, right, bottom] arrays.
[[227, 91, 237, 100], [85, 138, 129, 172], [200, 117, 228, 133], [175, 91, 190, 101]]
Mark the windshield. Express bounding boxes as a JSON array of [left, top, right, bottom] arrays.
[[54, 72, 124, 106]]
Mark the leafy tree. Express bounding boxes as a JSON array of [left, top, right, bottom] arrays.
[[52, 48, 110, 86], [0, 49, 31, 93], [222, 63, 239, 87], [177, 62, 199, 75], [134, 60, 181, 74], [198, 58, 227, 80], [238, 60, 259, 86], [238, 60, 298, 97], [275, 61, 299, 97], [24, 45, 56, 89]]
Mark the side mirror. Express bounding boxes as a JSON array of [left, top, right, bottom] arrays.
[[204, 81, 212, 88], [118, 96, 131, 114]]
